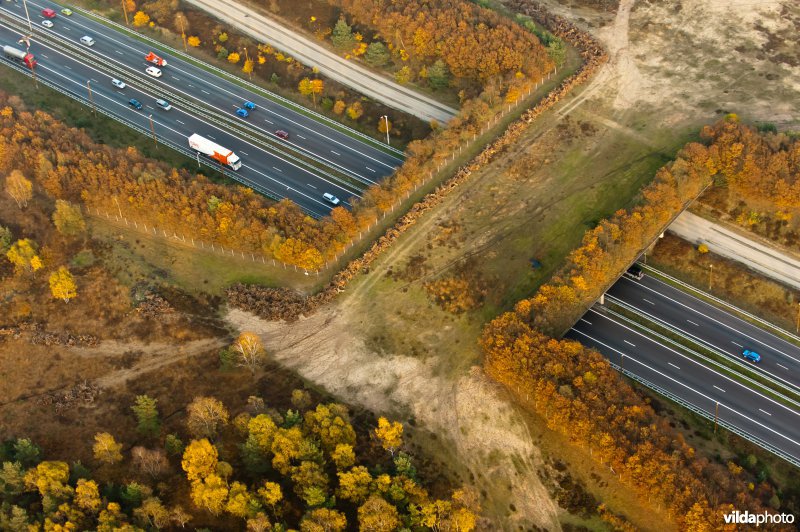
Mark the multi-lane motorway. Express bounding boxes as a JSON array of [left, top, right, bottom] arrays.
[[568, 273, 800, 465], [0, 0, 404, 216]]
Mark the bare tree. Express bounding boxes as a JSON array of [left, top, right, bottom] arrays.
[[233, 332, 267, 374], [131, 446, 169, 478]]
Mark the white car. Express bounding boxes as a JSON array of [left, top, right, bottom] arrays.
[[145, 66, 162, 78], [323, 193, 341, 205], [155, 99, 172, 111], [41, 20, 54, 28], [111, 78, 126, 89], [80, 36, 95, 46]]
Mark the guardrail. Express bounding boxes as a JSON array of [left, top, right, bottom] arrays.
[[64, 2, 406, 158], [609, 360, 800, 468], [0, 10, 365, 195], [599, 300, 800, 409], [638, 262, 800, 345]]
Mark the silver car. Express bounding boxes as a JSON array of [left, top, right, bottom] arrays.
[[111, 78, 126, 89]]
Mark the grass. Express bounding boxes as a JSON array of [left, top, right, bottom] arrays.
[[605, 302, 800, 409]]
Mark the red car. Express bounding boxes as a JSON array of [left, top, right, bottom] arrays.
[[41, 8, 57, 18], [275, 130, 289, 140]]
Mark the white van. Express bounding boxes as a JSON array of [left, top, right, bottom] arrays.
[[80, 36, 95, 46]]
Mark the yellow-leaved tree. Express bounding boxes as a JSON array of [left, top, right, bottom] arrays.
[[187, 35, 200, 47], [5, 169, 32, 209], [133, 11, 150, 27], [93, 433, 123, 465], [181, 438, 219, 482], [49, 266, 77, 303], [374, 417, 403, 455], [232, 332, 267, 374], [7, 239, 43, 274]]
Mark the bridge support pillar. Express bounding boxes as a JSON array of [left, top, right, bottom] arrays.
[[600, 293, 605, 305]]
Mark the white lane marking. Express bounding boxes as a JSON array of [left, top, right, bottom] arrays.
[[624, 340, 635, 347], [175, 119, 185, 124], [201, 89, 210, 95], [272, 166, 283, 172], [264, 119, 273, 124], [115, 50, 123, 55], [668, 362, 680, 370], [145, 105, 154, 110], [297, 134, 306, 140], [91, 78, 98, 83], [732, 341, 743, 347], [172, 76, 180, 81], [580, 318, 593, 325], [778, 363, 789, 370], [571, 327, 800, 450], [759, 409, 772, 416], [687, 319, 699, 326], [240, 150, 249, 155], [63, 65, 71, 70], [366, 167, 376, 173], [643, 298, 655, 305], [307, 183, 317, 189], [41, 54, 49, 59], [207, 135, 216, 139], [714, 385, 726, 393], [188, 84, 194, 88], [331, 150, 340, 156]]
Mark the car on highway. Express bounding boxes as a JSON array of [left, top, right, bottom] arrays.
[[742, 349, 762, 363], [128, 98, 143, 110], [61, 8, 73, 15], [155, 99, 172, 111], [275, 130, 289, 140], [243, 101, 256, 110], [145, 66, 162, 78], [236, 108, 249, 118], [80, 36, 95, 46], [624, 265, 644, 280], [111, 78, 126, 89], [41, 8, 56, 18], [41, 20, 54, 28], [323, 193, 340, 205]]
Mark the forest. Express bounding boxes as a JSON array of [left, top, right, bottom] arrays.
[[0, 387, 477, 530]]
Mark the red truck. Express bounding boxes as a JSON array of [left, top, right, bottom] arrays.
[[145, 51, 167, 67], [2, 45, 36, 68]]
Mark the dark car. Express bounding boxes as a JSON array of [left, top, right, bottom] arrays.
[[275, 130, 290, 140], [624, 265, 644, 280], [128, 98, 143, 110], [742, 349, 762, 363], [243, 101, 256, 110]]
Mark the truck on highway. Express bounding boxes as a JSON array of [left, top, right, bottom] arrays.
[[2, 45, 36, 68], [188, 134, 242, 170], [145, 52, 167, 67]]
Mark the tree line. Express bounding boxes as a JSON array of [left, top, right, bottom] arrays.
[[1, 390, 478, 530]]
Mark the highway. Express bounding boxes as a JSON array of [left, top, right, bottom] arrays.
[[0, 0, 405, 216], [568, 308, 800, 465], [607, 274, 800, 394]]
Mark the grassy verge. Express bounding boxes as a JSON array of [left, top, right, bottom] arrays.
[[65, 2, 408, 156], [605, 302, 800, 408]]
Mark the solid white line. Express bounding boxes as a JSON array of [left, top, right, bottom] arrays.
[[580, 318, 593, 325], [778, 363, 789, 370], [643, 298, 655, 305], [687, 319, 699, 326], [714, 385, 726, 393], [668, 362, 680, 370], [759, 409, 772, 416], [624, 340, 635, 347], [732, 341, 743, 347]]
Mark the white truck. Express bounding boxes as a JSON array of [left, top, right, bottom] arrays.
[[188, 134, 241, 170]]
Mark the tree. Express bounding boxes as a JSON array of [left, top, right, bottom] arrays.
[[374, 418, 403, 455], [427, 59, 450, 90], [242, 59, 254, 76], [331, 17, 354, 51], [52, 199, 86, 236], [74, 479, 102, 513], [5, 170, 32, 209], [190, 474, 229, 515], [218, 32, 228, 42], [135, 497, 170, 529], [132, 10, 150, 27], [378, 117, 392, 135], [346, 102, 364, 121], [131, 447, 169, 478], [304, 403, 356, 452], [336, 466, 372, 503], [310, 79, 324, 106], [332, 100, 346, 115], [300, 508, 347, 532], [186, 396, 229, 439], [257, 481, 282, 517], [228, 52, 241, 64], [226, 481, 261, 519], [49, 266, 77, 303], [298, 78, 313, 97], [132, 395, 160, 436], [93, 433, 123, 465], [358, 495, 400, 532], [181, 439, 219, 482], [23, 461, 71, 500], [0, 463, 25, 498], [365, 42, 389, 67], [233, 332, 267, 374], [187, 35, 200, 47], [331, 444, 355, 470], [394, 66, 412, 84], [7, 239, 42, 274], [0, 225, 12, 254], [291, 389, 312, 410]]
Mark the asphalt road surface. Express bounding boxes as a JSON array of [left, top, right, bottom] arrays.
[[0, 0, 404, 216], [568, 308, 800, 465], [608, 274, 800, 394], [185, 0, 458, 124], [670, 211, 800, 290]]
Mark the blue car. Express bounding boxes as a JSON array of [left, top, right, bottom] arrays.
[[243, 101, 256, 110], [236, 108, 249, 118], [128, 98, 143, 110], [742, 349, 761, 363]]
